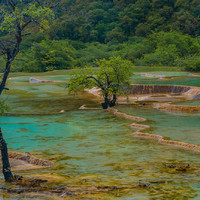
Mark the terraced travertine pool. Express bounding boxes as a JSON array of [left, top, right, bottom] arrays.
[[0, 71, 200, 199]]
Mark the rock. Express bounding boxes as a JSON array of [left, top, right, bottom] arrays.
[[29, 77, 43, 83]]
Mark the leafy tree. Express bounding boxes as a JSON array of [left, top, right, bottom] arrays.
[[149, 31, 200, 57], [0, 0, 54, 182], [22, 39, 76, 72], [135, 31, 200, 67], [174, 10, 200, 35], [68, 56, 133, 109], [0, 0, 54, 95], [176, 55, 200, 71], [105, 27, 127, 42], [135, 23, 151, 37], [74, 42, 113, 67]]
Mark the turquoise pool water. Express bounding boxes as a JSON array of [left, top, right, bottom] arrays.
[[116, 105, 200, 146], [1, 109, 200, 199], [0, 73, 200, 199]]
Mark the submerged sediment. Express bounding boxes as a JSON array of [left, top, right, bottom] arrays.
[[7, 152, 53, 167], [108, 108, 146, 122], [108, 107, 200, 153], [153, 103, 200, 112], [133, 131, 200, 153]]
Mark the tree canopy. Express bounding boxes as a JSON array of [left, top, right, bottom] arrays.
[[0, 0, 54, 95], [68, 56, 133, 109], [1, 0, 200, 72]]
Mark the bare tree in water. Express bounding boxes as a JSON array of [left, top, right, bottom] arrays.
[[0, 0, 55, 181]]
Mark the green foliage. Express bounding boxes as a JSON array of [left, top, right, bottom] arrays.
[[149, 31, 200, 57], [68, 56, 133, 98], [176, 55, 200, 71], [117, 37, 152, 62], [45, 0, 200, 43], [74, 42, 113, 67], [1, 0, 200, 72], [135, 31, 200, 68], [21, 40, 76, 72], [0, 100, 10, 116], [0, 1, 54, 33]]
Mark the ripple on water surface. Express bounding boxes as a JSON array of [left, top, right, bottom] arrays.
[[1, 74, 200, 199], [117, 105, 200, 145], [1, 109, 200, 199]]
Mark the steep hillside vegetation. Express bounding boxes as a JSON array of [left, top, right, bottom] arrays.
[[1, 0, 200, 72]]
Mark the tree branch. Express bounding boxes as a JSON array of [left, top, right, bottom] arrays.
[[21, 20, 32, 30], [84, 76, 105, 90], [6, 0, 16, 11]]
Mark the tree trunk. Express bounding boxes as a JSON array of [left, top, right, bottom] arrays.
[[101, 93, 109, 109], [0, 128, 13, 181], [0, 60, 11, 95], [109, 94, 117, 107]]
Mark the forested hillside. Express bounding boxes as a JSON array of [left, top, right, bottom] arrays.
[[1, 0, 200, 72]]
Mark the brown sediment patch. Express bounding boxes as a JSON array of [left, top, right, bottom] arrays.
[[133, 131, 200, 153], [130, 123, 151, 130], [108, 107, 200, 153], [0, 172, 141, 199], [2, 152, 54, 170], [108, 108, 146, 122], [153, 103, 200, 113]]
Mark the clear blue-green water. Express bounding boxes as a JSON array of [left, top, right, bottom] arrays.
[[131, 75, 200, 86], [173, 100, 200, 106], [9, 71, 200, 87], [129, 71, 200, 86], [116, 105, 200, 145], [1, 72, 200, 199]]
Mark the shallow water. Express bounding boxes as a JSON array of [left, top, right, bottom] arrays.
[[173, 100, 200, 106], [0, 72, 200, 199], [117, 105, 200, 145], [9, 71, 200, 87], [2, 109, 200, 199], [131, 75, 200, 86]]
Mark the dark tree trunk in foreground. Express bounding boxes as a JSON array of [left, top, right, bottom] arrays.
[[0, 128, 13, 181], [109, 94, 117, 107], [101, 94, 117, 109], [102, 93, 109, 109], [0, 60, 11, 95]]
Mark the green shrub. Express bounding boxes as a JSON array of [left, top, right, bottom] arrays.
[[22, 39, 76, 72], [176, 55, 200, 71]]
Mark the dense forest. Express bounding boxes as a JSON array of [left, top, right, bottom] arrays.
[[1, 0, 200, 72]]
